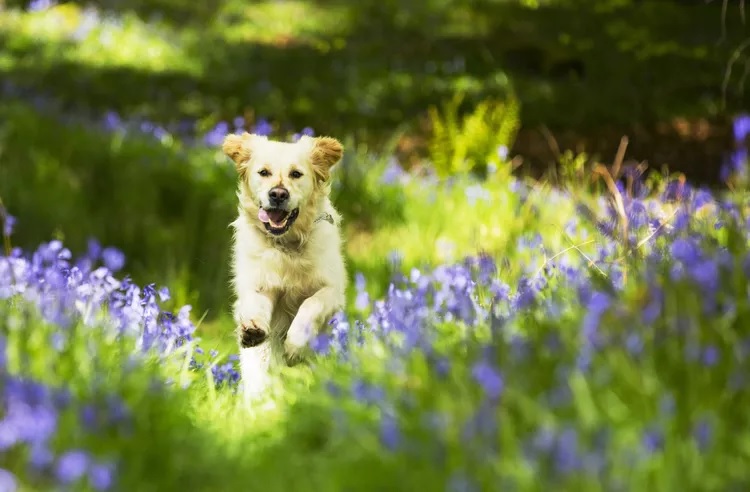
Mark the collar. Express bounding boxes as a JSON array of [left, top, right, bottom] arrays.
[[314, 212, 335, 225]]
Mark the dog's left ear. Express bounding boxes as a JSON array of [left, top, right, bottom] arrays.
[[309, 136, 344, 182]]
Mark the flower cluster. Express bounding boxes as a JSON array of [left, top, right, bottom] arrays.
[[0, 231, 240, 490], [306, 157, 750, 488]]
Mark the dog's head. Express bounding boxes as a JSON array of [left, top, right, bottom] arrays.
[[222, 132, 343, 237]]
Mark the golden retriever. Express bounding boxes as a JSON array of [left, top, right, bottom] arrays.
[[221, 132, 347, 401]]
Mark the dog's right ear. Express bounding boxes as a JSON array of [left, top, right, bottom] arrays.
[[222, 132, 252, 170]]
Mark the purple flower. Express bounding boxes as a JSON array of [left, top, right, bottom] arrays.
[[0, 468, 17, 492], [663, 179, 691, 202], [702, 345, 720, 367], [89, 461, 116, 490], [101, 247, 125, 272], [29, 442, 54, 470], [471, 359, 504, 401], [625, 332, 643, 356], [354, 272, 369, 311], [55, 450, 90, 484], [2, 215, 16, 237], [203, 121, 229, 147], [27, 0, 56, 12], [721, 149, 748, 182], [381, 158, 406, 184], [642, 427, 663, 454], [626, 200, 648, 229], [733, 113, 750, 143], [379, 412, 400, 451], [252, 119, 273, 136], [554, 427, 581, 474], [670, 237, 702, 264], [582, 291, 610, 349], [693, 418, 712, 452]]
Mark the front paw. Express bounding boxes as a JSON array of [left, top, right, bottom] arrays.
[[284, 317, 315, 363], [237, 320, 269, 348]]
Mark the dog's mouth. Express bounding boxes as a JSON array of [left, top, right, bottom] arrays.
[[258, 207, 299, 236]]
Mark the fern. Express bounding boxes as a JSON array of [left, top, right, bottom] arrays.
[[427, 92, 520, 180]]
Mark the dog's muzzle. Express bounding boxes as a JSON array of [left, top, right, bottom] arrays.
[[258, 207, 299, 236]]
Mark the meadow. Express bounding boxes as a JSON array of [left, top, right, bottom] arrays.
[[3, 0, 750, 491]]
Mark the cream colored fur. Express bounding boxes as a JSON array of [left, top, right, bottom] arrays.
[[222, 132, 347, 401]]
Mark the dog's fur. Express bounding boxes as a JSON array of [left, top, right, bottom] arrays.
[[222, 132, 347, 400]]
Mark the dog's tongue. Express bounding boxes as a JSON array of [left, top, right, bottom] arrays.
[[258, 208, 270, 223]]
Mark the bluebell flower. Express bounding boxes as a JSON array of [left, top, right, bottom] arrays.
[[470, 359, 503, 401], [89, 461, 115, 490], [203, 121, 229, 147], [101, 247, 125, 273], [582, 291, 610, 349], [693, 418, 712, 452], [55, 450, 90, 484], [354, 272, 369, 311], [0, 468, 17, 492], [28, 442, 54, 470], [554, 427, 581, 475], [2, 214, 16, 237], [733, 113, 750, 143], [625, 332, 643, 356], [253, 119, 273, 136], [379, 411, 400, 451], [27, 0, 56, 12], [670, 237, 702, 264], [310, 333, 331, 355], [663, 179, 691, 202], [720, 149, 748, 182], [380, 158, 406, 185], [702, 345, 720, 367], [626, 199, 649, 229], [351, 380, 385, 406], [642, 426, 663, 453]]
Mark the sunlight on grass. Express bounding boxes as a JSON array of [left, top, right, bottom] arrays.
[[214, 0, 352, 48], [0, 4, 199, 74]]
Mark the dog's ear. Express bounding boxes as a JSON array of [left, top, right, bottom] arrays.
[[222, 132, 251, 167], [309, 136, 344, 182]]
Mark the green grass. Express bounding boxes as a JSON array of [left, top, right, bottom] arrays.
[[4, 162, 750, 490], [2, 1, 750, 489]]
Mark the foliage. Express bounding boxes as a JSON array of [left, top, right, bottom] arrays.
[[2, 116, 750, 490], [2, 0, 750, 489], [427, 92, 520, 179], [0, 0, 745, 170]]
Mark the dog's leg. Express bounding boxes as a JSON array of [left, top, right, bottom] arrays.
[[284, 286, 343, 363], [234, 290, 276, 401]]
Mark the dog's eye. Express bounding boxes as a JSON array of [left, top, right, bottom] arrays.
[[289, 170, 303, 179], [258, 169, 271, 177]]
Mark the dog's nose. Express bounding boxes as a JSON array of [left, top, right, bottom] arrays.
[[268, 187, 289, 206]]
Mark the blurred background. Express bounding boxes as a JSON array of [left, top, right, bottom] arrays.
[[0, 0, 748, 332]]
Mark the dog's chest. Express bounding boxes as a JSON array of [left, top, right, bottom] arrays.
[[258, 246, 322, 294]]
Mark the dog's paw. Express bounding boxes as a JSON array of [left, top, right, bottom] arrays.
[[284, 317, 315, 364], [237, 320, 269, 348]]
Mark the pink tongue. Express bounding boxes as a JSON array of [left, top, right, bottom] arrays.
[[258, 208, 270, 223]]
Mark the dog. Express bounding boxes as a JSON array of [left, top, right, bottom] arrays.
[[222, 132, 347, 401]]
